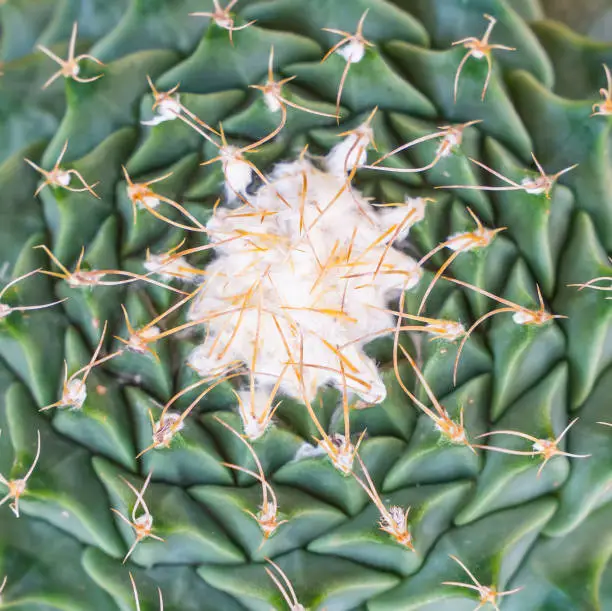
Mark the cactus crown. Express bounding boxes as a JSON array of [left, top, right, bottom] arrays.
[[0, 1, 611, 609]]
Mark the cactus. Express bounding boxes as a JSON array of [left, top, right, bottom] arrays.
[[1, 1, 612, 610]]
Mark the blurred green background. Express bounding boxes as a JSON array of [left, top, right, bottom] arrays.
[[543, 0, 612, 40]]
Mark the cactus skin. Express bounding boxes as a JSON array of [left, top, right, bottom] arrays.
[[1, 1, 612, 610]]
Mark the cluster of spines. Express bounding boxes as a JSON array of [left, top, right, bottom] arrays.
[[1, 3, 611, 609]]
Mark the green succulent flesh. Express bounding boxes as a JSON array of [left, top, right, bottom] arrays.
[[1, 0, 612, 610]]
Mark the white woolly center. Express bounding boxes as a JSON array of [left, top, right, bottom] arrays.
[[10, 479, 26, 496], [56, 170, 71, 187], [153, 412, 184, 447], [446, 228, 494, 252], [425, 320, 465, 341], [64, 378, 87, 409], [532, 439, 549, 453], [135, 513, 153, 530], [127, 185, 160, 210], [521, 177, 546, 195], [142, 195, 160, 209], [67, 270, 99, 287], [436, 418, 467, 444], [214, 16, 233, 30], [142, 96, 181, 126], [221, 146, 253, 198], [440, 132, 460, 155], [387, 505, 406, 526], [187, 138, 423, 409], [263, 91, 282, 113], [326, 126, 373, 176], [0, 303, 12, 319], [512, 310, 534, 325], [337, 39, 365, 63], [128, 326, 161, 354], [187, 345, 233, 377], [237, 388, 277, 440], [144, 253, 190, 280], [403, 197, 428, 224], [319, 434, 357, 474]]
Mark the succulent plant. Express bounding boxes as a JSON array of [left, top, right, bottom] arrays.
[[1, 1, 612, 610]]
